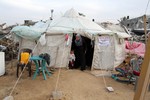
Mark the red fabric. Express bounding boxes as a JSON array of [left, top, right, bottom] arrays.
[[65, 34, 69, 41], [125, 41, 145, 57], [133, 70, 140, 76]]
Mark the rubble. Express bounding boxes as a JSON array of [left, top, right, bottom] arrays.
[[0, 23, 18, 61], [120, 15, 150, 43]]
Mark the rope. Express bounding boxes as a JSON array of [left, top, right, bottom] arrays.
[[9, 20, 51, 96], [100, 52, 108, 88], [145, 0, 150, 14], [54, 40, 66, 92], [9, 41, 39, 96], [101, 71, 107, 88], [44, 21, 51, 33], [54, 67, 61, 92]]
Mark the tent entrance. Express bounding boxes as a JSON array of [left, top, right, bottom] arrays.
[[69, 33, 94, 70], [85, 37, 94, 69]]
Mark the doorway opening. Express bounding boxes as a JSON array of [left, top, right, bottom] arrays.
[[69, 33, 94, 70]]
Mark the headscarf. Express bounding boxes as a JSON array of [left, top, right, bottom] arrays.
[[75, 34, 83, 46]]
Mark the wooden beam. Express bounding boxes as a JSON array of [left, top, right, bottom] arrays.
[[133, 36, 150, 100], [143, 15, 147, 44]]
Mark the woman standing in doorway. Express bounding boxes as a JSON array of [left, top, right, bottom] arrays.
[[72, 34, 86, 71]]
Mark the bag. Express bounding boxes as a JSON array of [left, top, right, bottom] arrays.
[[39, 34, 46, 46]]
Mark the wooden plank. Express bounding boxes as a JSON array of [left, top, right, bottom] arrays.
[[143, 15, 147, 44], [133, 36, 150, 100]]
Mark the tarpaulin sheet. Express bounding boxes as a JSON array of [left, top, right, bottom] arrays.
[[11, 26, 42, 40], [125, 41, 145, 57]]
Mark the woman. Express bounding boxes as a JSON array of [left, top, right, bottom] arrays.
[[72, 34, 86, 71]]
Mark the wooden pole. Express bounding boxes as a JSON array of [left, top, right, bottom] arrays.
[[143, 15, 147, 44], [133, 36, 150, 100], [11, 51, 13, 68]]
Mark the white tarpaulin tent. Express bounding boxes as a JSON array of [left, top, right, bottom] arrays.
[[12, 8, 130, 70], [48, 8, 111, 38], [100, 23, 131, 67]]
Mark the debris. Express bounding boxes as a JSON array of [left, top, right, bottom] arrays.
[[106, 87, 114, 92], [51, 91, 63, 100], [3, 96, 14, 100]]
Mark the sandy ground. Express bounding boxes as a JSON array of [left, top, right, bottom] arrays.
[[0, 60, 150, 100]]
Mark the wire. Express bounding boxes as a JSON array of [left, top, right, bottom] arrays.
[[145, 0, 150, 14]]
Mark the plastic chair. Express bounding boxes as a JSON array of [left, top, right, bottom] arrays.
[[16, 49, 32, 77]]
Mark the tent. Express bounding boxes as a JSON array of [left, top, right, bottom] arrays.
[[48, 8, 112, 38], [100, 22, 131, 67], [11, 8, 130, 70]]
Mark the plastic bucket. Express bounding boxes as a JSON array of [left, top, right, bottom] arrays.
[[0, 52, 5, 76]]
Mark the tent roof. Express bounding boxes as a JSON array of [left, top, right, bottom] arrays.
[[100, 23, 131, 38], [63, 8, 79, 18], [48, 8, 112, 37], [12, 8, 113, 40]]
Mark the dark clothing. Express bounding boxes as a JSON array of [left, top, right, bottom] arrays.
[[85, 38, 94, 67], [69, 60, 75, 69], [74, 46, 86, 70], [72, 35, 86, 70], [39, 53, 50, 65]]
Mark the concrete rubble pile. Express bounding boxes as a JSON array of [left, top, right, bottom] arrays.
[[0, 23, 18, 61], [120, 15, 150, 43]]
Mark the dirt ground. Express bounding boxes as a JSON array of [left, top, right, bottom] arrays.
[[0, 60, 150, 100]]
